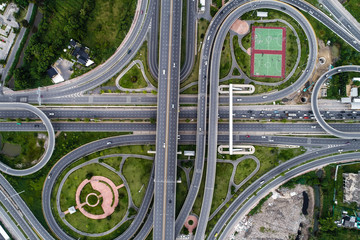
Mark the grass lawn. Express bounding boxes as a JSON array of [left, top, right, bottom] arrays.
[[58, 163, 127, 234], [220, 33, 232, 79], [211, 163, 233, 214], [59, 163, 123, 211], [234, 158, 258, 185], [176, 167, 188, 217], [119, 65, 147, 89], [83, 0, 136, 62], [122, 157, 153, 208], [192, 162, 206, 216], [101, 156, 122, 171], [220, 79, 245, 85], [0, 132, 46, 169], [3, 132, 130, 234]]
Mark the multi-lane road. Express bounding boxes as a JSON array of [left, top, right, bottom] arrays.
[[1, 0, 360, 239]]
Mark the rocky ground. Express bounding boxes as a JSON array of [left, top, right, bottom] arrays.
[[228, 184, 314, 240]]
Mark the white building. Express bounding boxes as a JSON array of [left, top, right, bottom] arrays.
[[341, 97, 351, 103], [257, 11, 268, 18], [350, 87, 358, 97], [199, 0, 205, 12]]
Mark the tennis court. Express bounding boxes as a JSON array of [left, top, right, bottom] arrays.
[[253, 54, 283, 77]]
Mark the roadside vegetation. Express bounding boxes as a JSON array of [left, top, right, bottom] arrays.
[[119, 65, 147, 89], [219, 33, 232, 79], [13, 0, 136, 90], [180, 18, 210, 94], [3, 132, 130, 233], [204, 146, 306, 234], [234, 158, 257, 185], [123, 157, 153, 207], [0, 132, 46, 169]]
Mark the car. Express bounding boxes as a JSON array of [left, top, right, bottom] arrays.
[[304, 116, 309, 119], [199, 128, 202, 132], [163, 142, 166, 148], [337, 69, 342, 72], [127, 49, 131, 54], [214, 232, 218, 237], [47, 173, 52, 179], [236, 98, 242, 101], [245, 135, 250, 138], [262, 95, 267, 99], [106, 141, 112, 145], [260, 180, 265, 184], [261, 136, 266, 139], [141, 10, 143, 14], [34, 124, 39, 127], [311, 125, 316, 129], [49, 113, 54, 116]]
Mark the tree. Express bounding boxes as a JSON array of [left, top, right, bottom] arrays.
[[21, 19, 29, 28], [319, 217, 337, 232]]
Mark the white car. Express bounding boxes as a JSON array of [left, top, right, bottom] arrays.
[[106, 141, 112, 145], [311, 125, 316, 129]]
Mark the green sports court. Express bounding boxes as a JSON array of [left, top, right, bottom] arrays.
[[253, 54, 283, 77], [251, 26, 286, 78]]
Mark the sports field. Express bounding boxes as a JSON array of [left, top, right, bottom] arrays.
[[253, 54, 283, 77], [254, 28, 284, 51], [251, 26, 286, 78]]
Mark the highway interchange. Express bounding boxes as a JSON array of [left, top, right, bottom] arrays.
[[1, 0, 360, 239]]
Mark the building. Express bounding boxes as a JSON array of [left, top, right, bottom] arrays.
[[257, 11, 268, 17], [341, 97, 351, 103], [69, 39, 94, 67], [350, 87, 358, 97], [47, 67, 64, 84], [351, 102, 360, 110], [199, 0, 205, 12], [0, 225, 10, 240], [184, 151, 195, 156], [352, 77, 360, 82]]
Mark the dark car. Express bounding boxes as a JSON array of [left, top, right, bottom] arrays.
[[127, 49, 131, 54]]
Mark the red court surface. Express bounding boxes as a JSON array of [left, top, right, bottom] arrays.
[[250, 26, 286, 78]]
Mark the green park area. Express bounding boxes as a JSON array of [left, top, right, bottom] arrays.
[[233, 9, 308, 87], [3, 132, 130, 236], [282, 162, 360, 239], [0, 132, 46, 169], [59, 163, 127, 233], [13, 0, 136, 90], [234, 158, 258, 185], [119, 65, 148, 89], [123, 157, 153, 207]]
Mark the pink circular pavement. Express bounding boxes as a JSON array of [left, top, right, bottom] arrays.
[[231, 20, 250, 35], [72, 176, 124, 220], [184, 215, 198, 234]]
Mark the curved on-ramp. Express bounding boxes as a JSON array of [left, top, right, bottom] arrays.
[[0, 103, 55, 176], [311, 65, 360, 139]]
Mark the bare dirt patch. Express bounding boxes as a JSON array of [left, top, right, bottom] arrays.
[[228, 184, 314, 240]]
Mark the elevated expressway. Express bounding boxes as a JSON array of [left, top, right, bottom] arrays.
[[148, 0, 196, 80], [311, 65, 360, 139], [0, 103, 55, 176], [153, 0, 182, 239]]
